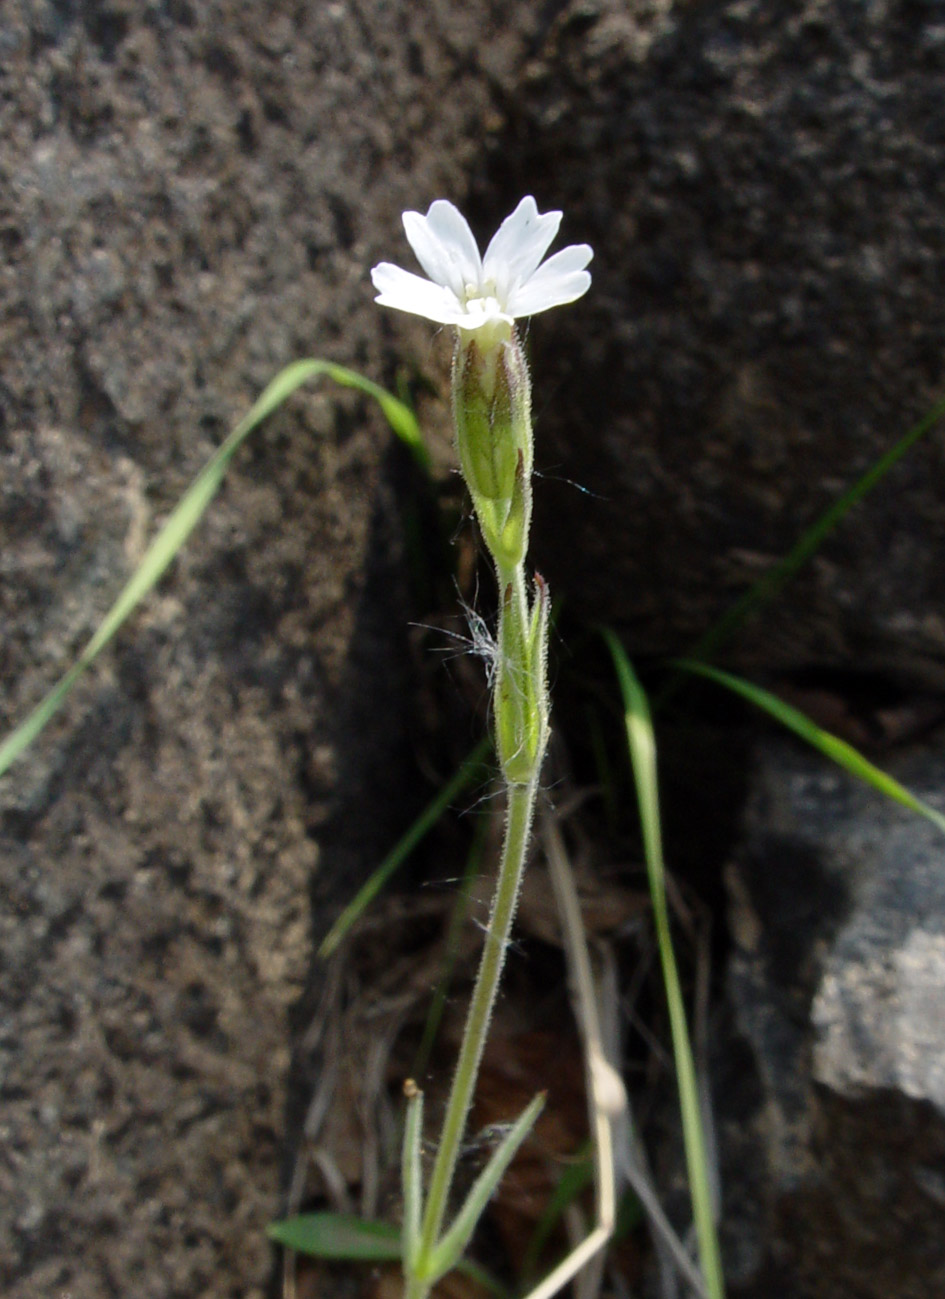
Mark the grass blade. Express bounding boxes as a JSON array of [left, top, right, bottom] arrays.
[[320, 361, 429, 470], [674, 659, 945, 836], [0, 359, 424, 778], [411, 804, 491, 1079], [520, 1149, 594, 1282], [425, 1091, 546, 1285], [690, 392, 945, 663], [318, 735, 493, 959], [603, 630, 726, 1299], [267, 1210, 510, 1297], [267, 1212, 402, 1261]]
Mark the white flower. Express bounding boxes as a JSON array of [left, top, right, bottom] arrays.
[[371, 196, 593, 333]]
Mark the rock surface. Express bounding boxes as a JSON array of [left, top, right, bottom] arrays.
[[722, 738, 945, 1297], [3, 1, 945, 1296], [0, 2, 516, 1295], [472, 0, 945, 680]]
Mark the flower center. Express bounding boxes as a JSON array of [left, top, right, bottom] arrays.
[[462, 278, 503, 315], [458, 278, 514, 344]]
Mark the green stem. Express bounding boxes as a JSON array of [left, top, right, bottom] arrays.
[[406, 774, 538, 1298]]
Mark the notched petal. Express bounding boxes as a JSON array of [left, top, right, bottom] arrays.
[[483, 196, 562, 296], [403, 201, 482, 296], [371, 262, 465, 324], [373, 198, 593, 326], [507, 244, 593, 316]]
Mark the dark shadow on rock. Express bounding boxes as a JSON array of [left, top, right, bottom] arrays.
[[276, 434, 430, 1274], [468, 0, 945, 679]]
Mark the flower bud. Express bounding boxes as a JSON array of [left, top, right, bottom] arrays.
[[452, 330, 533, 571]]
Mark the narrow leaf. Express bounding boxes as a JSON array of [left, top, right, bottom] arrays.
[[267, 1211, 511, 1296], [520, 1149, 594, 1280], [603, 630, 726, 1299], [690, 392, 945, 662], [412, 808, 491, 1078], [0, 359, 425, 778], [674, 659, 945, 836], [318, 361, 430, 470], [266, 1213, 402, 1261], [318, 735, 493, 958], [425, 1091, 546, 1285], [401, 1083, 425, 1270]]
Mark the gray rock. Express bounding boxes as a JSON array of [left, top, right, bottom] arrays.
[[0, 2, 522, 1295], [5, 0, 945, 1295], [473, 0, 945, 681], [723, 738, 945, 1297]]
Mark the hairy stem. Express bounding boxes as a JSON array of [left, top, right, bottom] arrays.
[[405, 774, 538, 1298]]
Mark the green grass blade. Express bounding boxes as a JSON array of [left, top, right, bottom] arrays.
[[412, 805, 491, 1079], [520, 1159, 642, 1283], [674, 659, 945, 836], [425, 1091, 546, 1285], [520, 1149, 594, 1281], [690, 392, 945, 663], [267, 1211, 510, 1296], [318, 361, 430, 471], [317, 735, 493, 959], [453, 1257, 511, 1298], [267, 1212, 403, 1261], [0, 360, 424, 779], [603, 630, 726, 1299]]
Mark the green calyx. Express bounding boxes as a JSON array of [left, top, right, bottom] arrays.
[[450, 324, 548, 783], [453, 331, 533, 571], [494, 571, 551, 786]]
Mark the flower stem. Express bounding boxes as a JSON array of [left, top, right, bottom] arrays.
[[404, 324, 548, 1297], [406, 773, 539, 1298]]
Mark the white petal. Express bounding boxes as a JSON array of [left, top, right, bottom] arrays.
[[371, 262, 466, 325], [506, 244, 593, 316], [402, 201, 482, 298], [458, 310, 516, 334], [483, 197, 562, 298]]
